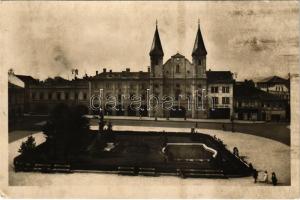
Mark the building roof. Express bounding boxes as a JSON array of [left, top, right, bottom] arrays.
[[206, 71, 234, 84], [192, 24, 207, 57], [91, 70, 150, 80], [234, 82, 281, 101], [9, 74, 25, 88], [257, 76, 288, 84], [16, 75, 38, 85], [149, 25, 164, 57], [171, 53, 185, 58]]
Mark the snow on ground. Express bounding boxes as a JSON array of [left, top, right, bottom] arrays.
[[9, 126, 290, 186]]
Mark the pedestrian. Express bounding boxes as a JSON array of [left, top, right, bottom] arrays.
[[262, 171, 268, 183], [271, 172, 278, 186], [253, 169, 258, 183], [249, 163, 254, 172], [222, 123, 225, 131]]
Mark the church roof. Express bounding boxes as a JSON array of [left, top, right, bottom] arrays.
[[171, 53, 185, 58], [149, 25, 164, 57], [192, 24, 207, 57]]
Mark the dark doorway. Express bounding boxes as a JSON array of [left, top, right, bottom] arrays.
[[128, 105, 137, 116], [139, 105, 148, 117], [170, 106, 186, 118], [116, 105, 124, 116], [209, 108, 230, 119]]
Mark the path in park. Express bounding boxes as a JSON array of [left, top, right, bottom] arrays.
[[9, 125, 290, 191], [90, 118, 290, 145]]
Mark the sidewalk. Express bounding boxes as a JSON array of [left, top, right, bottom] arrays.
[[84, 115, 266, 124]]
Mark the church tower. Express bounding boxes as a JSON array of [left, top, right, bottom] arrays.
[[192, 21, 207, 78], [149, 21, 164, 78], [149, 21, 164, 118]]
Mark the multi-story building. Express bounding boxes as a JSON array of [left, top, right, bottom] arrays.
[[234, 81, 287, 121], [206, 70, 235, 119], [28, 77, 90, 114], [256, 76, 290, 100], [8, 72, 25, 126]]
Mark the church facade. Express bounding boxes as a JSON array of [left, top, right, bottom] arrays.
[[148, 23, 208, 118]]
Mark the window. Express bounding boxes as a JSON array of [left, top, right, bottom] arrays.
[[56, 92, 61, 100], [222, 97, 230, 104], [32, 92, 36, 100], [222, 86, 230, 93], [212, 97, 219, 105], [176, 64, 180, 73], [154, 84, 159, 88], [118, 94, 122, 101], [83, 93, 87, 100], [198, 59, 202, 65], [39, 92, 44, 100], [140, 93, 145, 101], [65, 92, 69, 100], [211, 86, 218, 93], [187, 70, 190, 74], [176, 83, 180, 88], [48, 93, 52, 100]]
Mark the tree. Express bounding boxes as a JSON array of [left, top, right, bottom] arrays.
[[18, 136, 36, 154], [43, 103, 90, 158]]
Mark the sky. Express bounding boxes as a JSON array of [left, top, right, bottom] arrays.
[[2, 1, 299, 81]]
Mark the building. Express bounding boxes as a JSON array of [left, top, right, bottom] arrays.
[[234, 81, 287, 121], [8, 72, 25, 126], [256, 76, 290, 100], [206, 70, 235, 119], [90, 68, 149, 116], [28, 77, 90, 114], [15, 75, 39, 113], [148, 22, 208, 118], [256, 75, 290, 121]]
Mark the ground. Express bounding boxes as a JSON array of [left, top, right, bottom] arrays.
[[9, 123, 290, 186]]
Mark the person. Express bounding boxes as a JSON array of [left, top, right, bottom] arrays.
[[253, 169, 258, 183], [271, 172, 278, 186], [262, 171, 268, 183], [107, 121, 112, 132], [233, 147, 239, 157], [222, 123, 225, 131], [249, 163, 254, 171]]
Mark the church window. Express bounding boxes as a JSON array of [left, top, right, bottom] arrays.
[[198, 59, 202, 65], [176, 64, 180, 73]]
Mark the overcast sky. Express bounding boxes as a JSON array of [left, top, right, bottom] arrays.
[[2, 1, 299, 81]]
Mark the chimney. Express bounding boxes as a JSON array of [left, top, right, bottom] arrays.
[[103, 68, 107, 73], [126, 68, 130, 72], [96, 70, 98, 75], [147, 67, 150, 72], [109, 69, 112, 73]]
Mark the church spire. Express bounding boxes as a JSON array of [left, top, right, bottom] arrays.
[[149, 20, 164, 57], [192, 20, 207, 57]]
